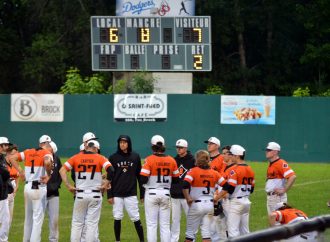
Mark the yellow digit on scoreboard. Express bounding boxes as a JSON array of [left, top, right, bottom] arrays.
[[193, 28, 202, 43], [193, 55, 203, 70], [109, 28, 119, 43], [140, 28, 150, 43]]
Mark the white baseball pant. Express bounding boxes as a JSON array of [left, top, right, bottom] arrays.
[[46, 196, 59, 242], [267, 193, 287, 214], [185, 199, 213, 240], [144, 189, 171, 242], [227, 197, 251, 238], [0, 199, 10, 242], [113, 196, 140, 221], [170, 198, 189, 242], [209, 214, 227, 241], [71, 191, 102, 242], [23, 183, 47, 242]]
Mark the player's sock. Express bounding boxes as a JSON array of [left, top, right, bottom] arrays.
[[134, 220, 144, 242], [114, 219, 121, 241]]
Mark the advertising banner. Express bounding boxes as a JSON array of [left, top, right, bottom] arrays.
[[221, 95, 275, 125], [116, 0, 195, 16], [114, 94, 167, 122], [11, 94, 64, 122]]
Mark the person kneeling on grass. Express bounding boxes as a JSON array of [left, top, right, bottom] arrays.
[[269, 202, 318, 242]]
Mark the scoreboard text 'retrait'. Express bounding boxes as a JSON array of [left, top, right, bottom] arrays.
[[91, 16, 212, 71]]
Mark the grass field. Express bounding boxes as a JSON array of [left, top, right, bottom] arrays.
[[8, 161, 330, 241]]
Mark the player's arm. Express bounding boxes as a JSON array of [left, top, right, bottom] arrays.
[[59, 165, 76, 193], [275, 174, 296, 195], [8, 153, 24, 178], [269, 212, 278, 226], [182, 180, 193, 206], [136, 156, 145, 200], [214, 182, 235, 202]]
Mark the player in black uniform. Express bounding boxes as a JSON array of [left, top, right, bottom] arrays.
[[107, 135, 145, 242], [170, 139, 195, 242]]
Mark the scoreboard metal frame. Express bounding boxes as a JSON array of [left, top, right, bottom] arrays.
[[91, 16, 212, 72]]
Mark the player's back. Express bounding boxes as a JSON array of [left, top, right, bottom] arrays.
[[229, 164, 255, 198], [278, 208, 308, 224], [141, 154, 179, 189], [67, 151, 110, 190], [185, 167, 221, 200], [19, 148, 51, 182]]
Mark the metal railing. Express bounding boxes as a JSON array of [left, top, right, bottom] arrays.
[[225, 215, 330, 242]]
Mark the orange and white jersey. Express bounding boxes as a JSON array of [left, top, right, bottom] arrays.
[[274, 208, 307, 224], [218, 163, 237, 187], [227, 164, 255, 198], [140, 154, 179, 189], [210, 154, 226, 175], [64, 151, 112, 190], [184, 167, 221, 201], [265, 159, 295, 192], [17, 148, 53, 182]]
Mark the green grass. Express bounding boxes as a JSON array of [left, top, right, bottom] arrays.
[[9, 161, 330, 241]]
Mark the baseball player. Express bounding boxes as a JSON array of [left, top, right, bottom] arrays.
[[265, 142, 296, 214], [107, 135, 145, 242], [205, 137, 226, 173], [140, 135, 179, 242], [0, 137, 11, 242], [59, 140, 114, 242], [5, 144, 20, 231], [182, 150, 222, 242], [170, 139, 195, 242], [214, 145, 255, 238], [269, 202, 318, 241], [9, 135, 53, 242], [45, 141, 62, 242], [204, 137, 226, 241]]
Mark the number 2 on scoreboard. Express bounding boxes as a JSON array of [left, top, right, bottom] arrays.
[[193, 55, 203, 70]]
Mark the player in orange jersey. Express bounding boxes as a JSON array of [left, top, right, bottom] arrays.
[[5, 144, 19, 231], [60, 140, 113, 242], [269, 202, 318, 241], [214, 145, 255, 238], [265, 142, 296, 214], [9, 135, 53, 242], [183, 150, 222, 242], [140, 135, 180, 242], [204, 137, 226, 174]]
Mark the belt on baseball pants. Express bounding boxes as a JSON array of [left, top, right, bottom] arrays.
[[25, 180, 41, 185], [300, 235, 308, 240], [194, 199, 214, 203], [148, 187, 170, 190], [267, 192, 276, 196], [76, 189, 101, 193]]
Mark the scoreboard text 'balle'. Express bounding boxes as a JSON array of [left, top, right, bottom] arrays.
[[91, 16, 212, 71]]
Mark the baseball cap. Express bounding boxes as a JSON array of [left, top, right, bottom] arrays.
[[39, 135, 51, 144], [204, 137, 220, 146], [151, 135, 165, 146], [230, 145, 246, 156], [274, 202, 286, 210], [266, 142, 281, 151], [87, 140, 100, 149], [79, 143, 85, 151], [176, 139, 188, 148], [49, 141, 58, 153], [0, 137, 12, 145], [83, 132, 98, 143]]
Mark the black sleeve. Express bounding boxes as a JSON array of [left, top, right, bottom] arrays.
[[250, 186, 254, 194], [140, 175, 149, 185], [55, 156, 62, 188], [182, 180, 191, 189], [106, 166, 115, 181], [71, 169, 75, 184], [136, 155, 145, 199], [172, 176, 179, 184], [222, 182, 235, 194]]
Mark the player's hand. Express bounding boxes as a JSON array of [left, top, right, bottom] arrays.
[[186, 197, 193, 206], [274, 188, 286, 195], [19, 170, 26, 181], [100, 180, 111, 193], [40, 175, 50, 184], [65, 182, 76, 194], [140, 198, 144, 203], [108, 198, 114, 204]]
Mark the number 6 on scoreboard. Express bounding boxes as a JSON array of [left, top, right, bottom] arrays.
[[193, 55, 203, 70]]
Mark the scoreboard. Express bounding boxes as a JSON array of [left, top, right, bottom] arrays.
[[91, 16, 211, 71]]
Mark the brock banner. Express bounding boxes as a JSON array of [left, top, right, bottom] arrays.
[[11, 94, 64, 122], [114, 94, 167, 122]]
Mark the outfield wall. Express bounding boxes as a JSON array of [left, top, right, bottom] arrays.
[[1, 95, 329, 162]]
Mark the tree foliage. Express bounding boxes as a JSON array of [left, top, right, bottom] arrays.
[[0, 0, 329, 95]]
